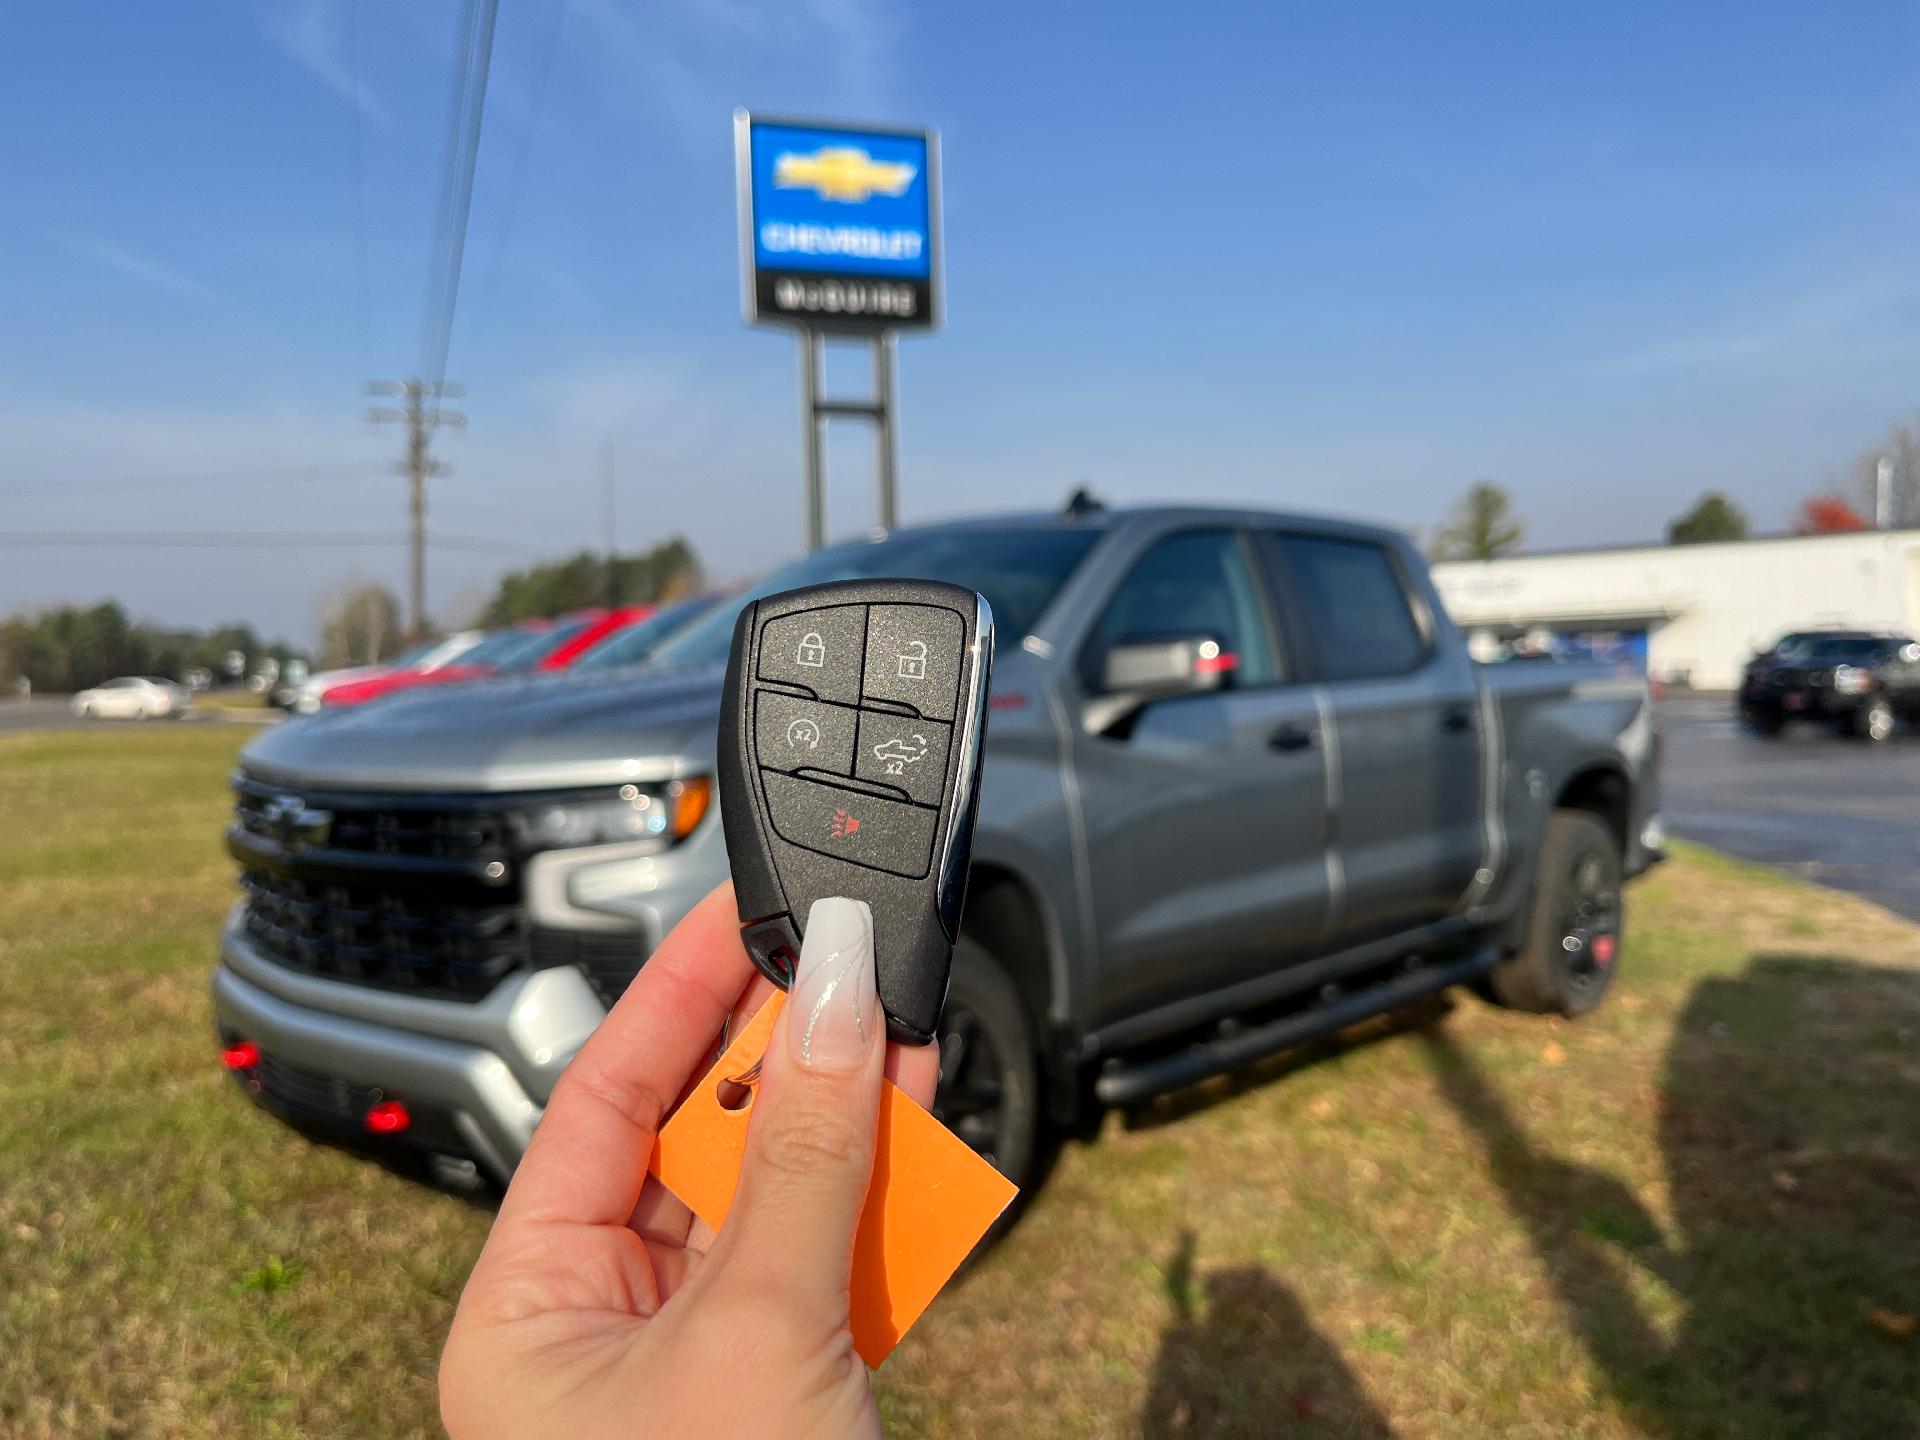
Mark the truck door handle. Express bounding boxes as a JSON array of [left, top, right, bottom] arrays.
[[1440, 704, 1473, 733], [1269, 722, 1314, 752]]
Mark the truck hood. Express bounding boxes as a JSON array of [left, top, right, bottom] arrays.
[[239, 662, 727, 792]]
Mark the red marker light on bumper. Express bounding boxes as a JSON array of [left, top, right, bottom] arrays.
[[364, 1100, 410, 1135], [221, 1040, 260, 1071]]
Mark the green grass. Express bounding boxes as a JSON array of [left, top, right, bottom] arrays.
[[3, 730, 1918, 1438]]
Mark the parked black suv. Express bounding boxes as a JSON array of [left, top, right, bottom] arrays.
[[1738, 630, 1920, 741]]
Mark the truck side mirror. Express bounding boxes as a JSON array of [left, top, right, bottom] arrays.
[[1085, 634, 1232, 734]]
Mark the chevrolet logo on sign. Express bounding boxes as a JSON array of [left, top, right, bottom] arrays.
[[774, 146, 917, 203]]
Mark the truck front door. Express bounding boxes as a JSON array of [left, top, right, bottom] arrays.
[[1067, 527, 1330, 1030]]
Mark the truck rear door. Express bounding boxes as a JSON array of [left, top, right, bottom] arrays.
[[1257, 530, 1485, 947]]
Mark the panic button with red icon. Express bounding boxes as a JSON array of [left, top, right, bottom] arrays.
[[759, 770, 937, 879]]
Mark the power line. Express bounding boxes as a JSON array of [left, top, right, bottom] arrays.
[[346, 0, 372, 367], [0, 529, 544, 556], [0, 463, 389, 499], [419, 0, 500, 391], [474, 0, 571, 315]]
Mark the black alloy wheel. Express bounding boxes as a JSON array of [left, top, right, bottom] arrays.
[[1558, 847, 1622, 1011], [931, 939, 1040, 1188]]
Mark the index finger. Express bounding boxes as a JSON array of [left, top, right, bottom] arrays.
[[497, 880, 753, 1229]]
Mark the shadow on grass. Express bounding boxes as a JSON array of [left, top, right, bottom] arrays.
[[1142, 1231, 1399, 1440], [1424, 953, 1920, 1438]]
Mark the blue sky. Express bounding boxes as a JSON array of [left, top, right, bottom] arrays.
[[5, 0, 1920, 640]]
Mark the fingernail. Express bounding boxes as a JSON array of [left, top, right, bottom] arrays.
[[789, 898, 876, 1071]]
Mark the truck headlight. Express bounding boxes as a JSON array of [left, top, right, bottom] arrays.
[[510, 777, 713, 851], [1832, 665, 1871, 695]]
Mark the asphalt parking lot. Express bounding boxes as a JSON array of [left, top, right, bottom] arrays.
[[1660, 694, 1920, 921], [0, 698, 279, 734]]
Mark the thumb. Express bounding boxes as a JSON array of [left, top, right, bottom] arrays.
[[710, 897, 884, 1316]]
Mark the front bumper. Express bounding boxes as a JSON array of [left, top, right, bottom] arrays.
[[1739, 687, 1854, 719], [212, 910, 611, 1182]]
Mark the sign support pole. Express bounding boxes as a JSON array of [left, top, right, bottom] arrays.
[[799, 333, 900, 549], [799, 331, 827, 552], [873, 333, 899, 532]]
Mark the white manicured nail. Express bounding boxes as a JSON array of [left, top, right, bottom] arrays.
[[789, 898, 876, 1071]]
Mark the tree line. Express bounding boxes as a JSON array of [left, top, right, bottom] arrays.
[[3, 535, 703, 692], [0, 604, 305, 693], [1426, 407, 1920, 562]]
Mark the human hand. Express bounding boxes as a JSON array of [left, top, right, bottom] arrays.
[[441, 883, 938, 1440]]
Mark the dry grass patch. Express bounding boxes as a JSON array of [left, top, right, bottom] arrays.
[[2, 729, 1916, 1437]]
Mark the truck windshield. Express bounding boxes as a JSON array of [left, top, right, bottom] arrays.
[[654, 527, 1101, 667], [573, 596, 721, 670], [1773, 635, 1891, 663]]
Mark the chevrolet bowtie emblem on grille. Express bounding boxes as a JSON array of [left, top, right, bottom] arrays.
[[262, 793, 332, 851], [774, 146, 916, 203]]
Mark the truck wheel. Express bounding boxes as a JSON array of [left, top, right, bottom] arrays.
[[1490, 810, 1623, 1018], [1742, 711, 1785, 738], [935, 938, 1040, 1189], [1854, 697, 1895, 743]]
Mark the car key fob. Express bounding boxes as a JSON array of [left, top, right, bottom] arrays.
[[717, 579, 994, 1045]]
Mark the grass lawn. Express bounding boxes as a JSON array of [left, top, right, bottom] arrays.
[[3, 727, 1917, 1438]]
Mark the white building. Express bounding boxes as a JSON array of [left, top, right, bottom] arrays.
[[1432, 529, 1920, 690]]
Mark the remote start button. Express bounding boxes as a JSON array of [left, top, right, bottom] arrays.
[[754, 690, 856, 778], [760, 770, 937, 879]]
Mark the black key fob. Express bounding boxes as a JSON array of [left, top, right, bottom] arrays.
[[717, 579, 994, 1045]]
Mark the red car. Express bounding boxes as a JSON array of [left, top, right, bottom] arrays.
[[319, 608, 652, 708]]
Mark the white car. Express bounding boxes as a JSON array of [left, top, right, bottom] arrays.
[[70, 676, 193, 720]]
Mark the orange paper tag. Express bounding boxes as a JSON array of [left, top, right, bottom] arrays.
[[649, 993, 1017, 1366]]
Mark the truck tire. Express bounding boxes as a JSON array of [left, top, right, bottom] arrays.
[[1489, 810, 1624, 1017], [935, 938, 1040, 1189]]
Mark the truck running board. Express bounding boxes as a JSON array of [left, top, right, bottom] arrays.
[[1091, 946, 1502, 1108]]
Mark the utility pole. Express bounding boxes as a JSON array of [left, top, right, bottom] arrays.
[[603, 441, 619, 606], [1876, 456, 1894, 531], [367, 379, 464, 636]]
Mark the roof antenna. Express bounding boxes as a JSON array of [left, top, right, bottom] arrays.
[[1064, 485, 1105, 517]]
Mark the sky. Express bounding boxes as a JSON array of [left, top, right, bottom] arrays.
[[5, 0, 1920, 643]]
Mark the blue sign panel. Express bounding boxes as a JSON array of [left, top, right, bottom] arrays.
[[738, 114, 939, 331]]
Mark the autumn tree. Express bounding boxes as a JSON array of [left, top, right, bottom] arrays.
[[1667, 491, 1748, 545], [1792, 494, 1870, 535], [317, 579, 406, 668], [1429, 481, 1525, 562]]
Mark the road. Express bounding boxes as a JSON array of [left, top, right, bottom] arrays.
[[1661, 696, 1920, 921], [0, 698, 281, 734]]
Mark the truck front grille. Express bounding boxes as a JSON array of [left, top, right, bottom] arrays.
[[239, 870, 528, 1000], [229, 773, 657, 1005]]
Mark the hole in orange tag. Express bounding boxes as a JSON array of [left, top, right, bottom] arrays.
[[649, 993, 1018, 1367], [715, 1076, 754, 1112]]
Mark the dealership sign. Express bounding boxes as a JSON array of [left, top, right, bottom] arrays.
[[737, 114, 940, 331]]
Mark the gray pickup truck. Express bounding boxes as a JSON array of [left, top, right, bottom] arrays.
[[214, 504, 1661, 1187]]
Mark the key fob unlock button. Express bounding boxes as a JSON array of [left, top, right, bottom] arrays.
[[863, 604, 964, 720]]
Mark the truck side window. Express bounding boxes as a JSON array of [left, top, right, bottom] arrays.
[[1270, 534, 1427, 680], [1081, 529, 1278, 690]]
